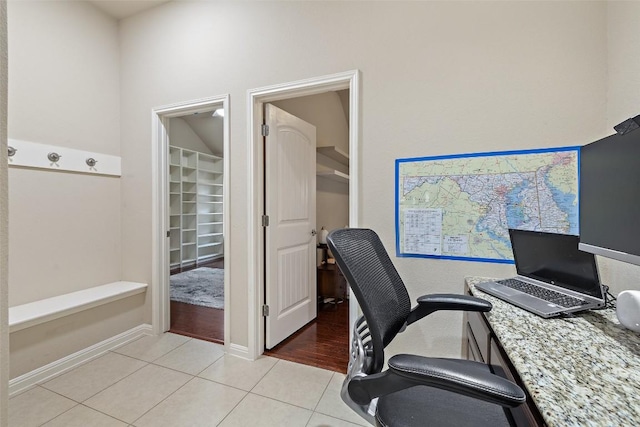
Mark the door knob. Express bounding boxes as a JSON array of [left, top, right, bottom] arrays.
[[311, 229, 317, 236]]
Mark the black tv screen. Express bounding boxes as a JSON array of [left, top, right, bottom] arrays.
[[579, 129, 640, 265]]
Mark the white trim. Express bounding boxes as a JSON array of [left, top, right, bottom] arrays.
[[151, 110, 170, 334], [9, 323, 152, 397], [347, 73, 361, 342], [247, 70, 361, 360], [227, 343, 251, 360], [7, 139, 121, 176], [9, 281, 147, 333], [151, 95, 231, 348]]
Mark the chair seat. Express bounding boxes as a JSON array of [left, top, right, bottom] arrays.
[[376, 384, 515, 427]]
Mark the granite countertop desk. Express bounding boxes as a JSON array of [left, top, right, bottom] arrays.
[[465, 277, 640, 427]]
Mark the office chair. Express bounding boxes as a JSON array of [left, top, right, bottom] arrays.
[[326, 228, 525, 427]]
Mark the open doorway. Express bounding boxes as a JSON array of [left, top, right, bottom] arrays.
[[246, 70, 360, 368], [262, 93, 351, 372], [151, 95, 230, 348], [167, 109, 225, 343]]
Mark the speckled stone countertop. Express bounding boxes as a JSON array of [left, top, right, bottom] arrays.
[[466, 277, 640, 427]]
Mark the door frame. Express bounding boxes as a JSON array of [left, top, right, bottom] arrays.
[[247, 70, 360, 360], [151, 94, 231, 347]]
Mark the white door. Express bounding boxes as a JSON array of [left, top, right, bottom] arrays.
[[265, 103, 317, 349]]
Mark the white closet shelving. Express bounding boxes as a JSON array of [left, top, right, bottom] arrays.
[[316, 145, 349, 183], [169, 146, 224, 268]]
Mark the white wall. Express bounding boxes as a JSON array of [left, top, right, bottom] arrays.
[[1, 1, 9, 423], [6, 1, 144, 377], [119, 1, 608, 357]]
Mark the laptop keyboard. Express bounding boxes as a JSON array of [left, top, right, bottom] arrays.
[[497, 278, 588, 308]]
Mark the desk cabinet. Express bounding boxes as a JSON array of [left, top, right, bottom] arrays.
[[317, 263, 347, 304], [463, 285, 546, 427]]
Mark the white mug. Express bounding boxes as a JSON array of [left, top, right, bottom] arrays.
[[616, 290, 640, 333]]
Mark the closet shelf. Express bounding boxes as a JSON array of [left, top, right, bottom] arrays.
[[317, 146, 349, 166], [170, 145, 224, 268], [317, 170, 349, 184], [199, 242, 223, 249]]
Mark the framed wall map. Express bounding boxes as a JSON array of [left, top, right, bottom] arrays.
[[395, 146, 580, 263]]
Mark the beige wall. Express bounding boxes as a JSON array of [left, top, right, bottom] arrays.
[[119, 1, 609, 357], [1, 0, 9, 423], [7, 0, 122, 299], [6, 1, 144, 378], [9, 294, 145, 378]]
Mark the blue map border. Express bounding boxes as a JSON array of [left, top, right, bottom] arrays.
[[395, 145, 581, 264]]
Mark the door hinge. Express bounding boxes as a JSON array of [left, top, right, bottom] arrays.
[[262, 304, 270, 317], [166, 230, 170, 238], [261, 124, 269, 136], [262, 215, 270, 227]]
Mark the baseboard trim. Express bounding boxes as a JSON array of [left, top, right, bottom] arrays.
[[227, 343, 251, 360], [9, 323, 153, 397]]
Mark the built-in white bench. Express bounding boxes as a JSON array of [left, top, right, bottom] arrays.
[[9, 281, 148, 333]]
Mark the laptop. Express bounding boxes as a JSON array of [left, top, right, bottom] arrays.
[[475, 229, 605, 318]]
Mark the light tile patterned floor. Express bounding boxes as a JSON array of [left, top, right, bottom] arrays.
[[8, 333, 369, 427]]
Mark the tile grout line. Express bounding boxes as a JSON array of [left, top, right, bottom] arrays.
[[129, 374, 198, 426], [38, 335, 195, 425], [21, 334, 351, 426], [117, 340, 235, 425]]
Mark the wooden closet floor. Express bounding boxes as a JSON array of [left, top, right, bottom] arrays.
[[264, 301, 349, 373], [169, 258, 349, 372]]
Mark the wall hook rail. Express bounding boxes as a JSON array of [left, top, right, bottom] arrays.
[[6, 139, 121, 176], [47, 152, 61, 163]]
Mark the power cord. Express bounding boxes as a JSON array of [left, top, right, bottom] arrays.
[[603, 284, 617, 309], [591, 284, 617, 310]]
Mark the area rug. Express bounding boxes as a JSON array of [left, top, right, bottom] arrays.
[[170, 267, 224, 309]]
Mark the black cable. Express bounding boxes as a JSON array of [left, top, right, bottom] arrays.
[[587, 284, 617, 311], [606, 287, 617, 309]]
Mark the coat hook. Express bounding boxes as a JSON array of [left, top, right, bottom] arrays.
[[86, 158, 97, 167], [47, 152, 61, 163], [8, 146, 16, 157]]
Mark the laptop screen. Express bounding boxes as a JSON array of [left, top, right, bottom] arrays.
[[509, 229, 603, 299]]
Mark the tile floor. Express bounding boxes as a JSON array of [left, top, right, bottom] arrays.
[[9, 333, 369, 427]]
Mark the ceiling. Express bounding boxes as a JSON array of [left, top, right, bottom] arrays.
[[89, 0, 171, 20], [182, 112, 224, 156]]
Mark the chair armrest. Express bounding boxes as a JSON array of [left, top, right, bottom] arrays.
[[405, 294, 492, 326], [348, 354, 525, 408]]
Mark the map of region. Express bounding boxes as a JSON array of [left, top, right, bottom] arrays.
[[396, 147, 579, 263]]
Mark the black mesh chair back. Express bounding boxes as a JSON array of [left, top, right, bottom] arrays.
[[327, 228, 411, 374]]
